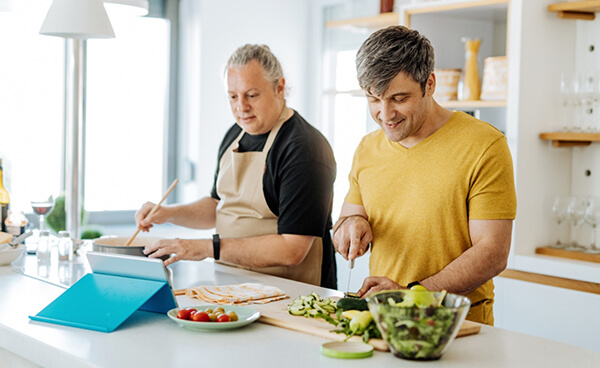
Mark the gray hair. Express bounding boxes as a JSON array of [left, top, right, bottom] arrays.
[[225, 44, 284, 91], [356, 26, 435, 96]]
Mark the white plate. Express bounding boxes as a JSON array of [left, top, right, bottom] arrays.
[[167, 305, 260, 331]]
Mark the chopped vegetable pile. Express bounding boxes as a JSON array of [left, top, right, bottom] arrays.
[[287, 292, 381, 343]]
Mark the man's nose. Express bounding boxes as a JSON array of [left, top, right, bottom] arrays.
[[236, 96, 250, 112], [379, 101, 396, 123]]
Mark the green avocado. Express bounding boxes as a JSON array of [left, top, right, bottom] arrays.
[[336, 297, 368, 311]]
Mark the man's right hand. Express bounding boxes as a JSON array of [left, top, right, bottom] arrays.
[[134, 201, 170, 232], [333, 203, 373, 261]]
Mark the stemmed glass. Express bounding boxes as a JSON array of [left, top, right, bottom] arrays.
[[550, 196, 569, 248], [31, 195, 55, 233], [584, 197, 600, 254], [566, 196, 588, 251]]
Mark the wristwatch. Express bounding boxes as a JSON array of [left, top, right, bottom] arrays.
[[407, 281, 421, 289], [212, 234, 220, 260]]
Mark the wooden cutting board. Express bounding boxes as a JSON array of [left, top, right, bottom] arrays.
[[251, 298, 481, 352]]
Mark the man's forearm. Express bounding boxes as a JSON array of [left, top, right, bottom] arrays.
[[167, 196, 218, 229], [220, 233, 314, 268]]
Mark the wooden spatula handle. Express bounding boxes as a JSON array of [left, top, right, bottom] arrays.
[[124, 179, 179, 246]]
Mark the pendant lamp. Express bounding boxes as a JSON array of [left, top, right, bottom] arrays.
[[39, 0, 115, 39]]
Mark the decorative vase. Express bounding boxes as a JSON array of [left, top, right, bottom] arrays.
[[458, 37, 481, 101]]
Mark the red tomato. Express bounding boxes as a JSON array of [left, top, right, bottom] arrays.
[[192, 311, 210, 322], [177, 308, 196, 320], [216, 313, 230, 322]]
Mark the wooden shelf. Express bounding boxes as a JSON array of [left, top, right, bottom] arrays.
[[325, 12, 399, 31], [548, 1, 600, 21], [536, 246, 600, 264], [441, 100, 506, 109], [539, 132, 600, 147]]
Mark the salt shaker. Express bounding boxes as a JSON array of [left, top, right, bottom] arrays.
[[57, 230, 73, 262], [37, 230, 51, 262]]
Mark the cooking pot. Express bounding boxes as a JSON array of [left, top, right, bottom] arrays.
[[93, 236, 169, 261]]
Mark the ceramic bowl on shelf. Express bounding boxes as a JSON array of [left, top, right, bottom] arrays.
[[367, 290, 470, 360], [0, 244, 25, 266]]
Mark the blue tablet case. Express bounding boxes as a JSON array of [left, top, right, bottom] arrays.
[[29, 253, 178, 333]]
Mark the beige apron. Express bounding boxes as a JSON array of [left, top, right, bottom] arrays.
[[215, 107, 322, 286]]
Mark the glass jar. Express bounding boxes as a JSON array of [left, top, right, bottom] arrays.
[[57, 230, 73, 261], [37, 230, 51, 262], [458, 37, 482, 101]]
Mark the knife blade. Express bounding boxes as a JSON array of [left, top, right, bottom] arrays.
[[346, 258, 355, 295]]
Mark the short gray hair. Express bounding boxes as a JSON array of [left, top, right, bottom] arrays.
[[356, 26, 435, 96], [225, 44, 284, 91]]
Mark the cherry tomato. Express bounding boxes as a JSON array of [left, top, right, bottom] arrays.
[[192, 311, 210, 322], [216, 313, 230, 322], [177, 308, 196, 320]]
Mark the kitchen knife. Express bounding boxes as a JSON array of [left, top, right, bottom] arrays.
[[346, 258, 355, 296]]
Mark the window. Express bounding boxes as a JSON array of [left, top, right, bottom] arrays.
[[85, 16, 170, 212], [0, 2, 172, 230], [0, 1, 64, 214]]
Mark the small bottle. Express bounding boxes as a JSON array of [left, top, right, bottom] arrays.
[[0, 159, 10, 233], [37, 230, 51, 262], [57, 230, 73, 261]]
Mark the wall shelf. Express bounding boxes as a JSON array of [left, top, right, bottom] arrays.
[[325, 12, 399, 31], [548, 1, 600, 21], [536, 246, 600, 264], [539, 132, 600, 147], [441, 100, 506, 109]]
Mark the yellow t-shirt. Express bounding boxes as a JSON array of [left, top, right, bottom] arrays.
[[345, 111, 517, 324]]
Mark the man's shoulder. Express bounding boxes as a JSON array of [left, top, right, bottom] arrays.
[[276, 111, 332, 151], [450, 111, 505, 140]]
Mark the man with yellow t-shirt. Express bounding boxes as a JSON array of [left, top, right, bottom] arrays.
[[332, 26, 516, 325]]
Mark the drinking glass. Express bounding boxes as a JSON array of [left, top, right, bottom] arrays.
[[559, 72, 573, 132], [566, 196, 587, 250], [550, 196, 569, 248], [584, 197, 600, 254], [31, 195, 55, 234]]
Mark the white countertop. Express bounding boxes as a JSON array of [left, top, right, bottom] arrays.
[[1, 252, 599, 368]]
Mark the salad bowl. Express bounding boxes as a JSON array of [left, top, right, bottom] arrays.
[[367, 290, 470, 360]]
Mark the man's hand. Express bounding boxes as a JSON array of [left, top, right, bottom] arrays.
[[333, 202, 372, 261], [134, 201, 171, 232], [144, 238, 210, 267], [333, 215, 372, 261], [356, 276, 401, 297]]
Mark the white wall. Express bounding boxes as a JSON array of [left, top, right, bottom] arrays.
[[178, 0, 311, 201]]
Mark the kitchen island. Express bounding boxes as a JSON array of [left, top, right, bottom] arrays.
[[1, 252, 598, 368]]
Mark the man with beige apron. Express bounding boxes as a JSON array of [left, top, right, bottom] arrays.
[[137, 44, 337, 289]]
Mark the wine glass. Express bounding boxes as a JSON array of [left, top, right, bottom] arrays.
[[584, 197, 600, 254], [550, 196, 569, 248], [566, 196, 588, 251], [31, 195, 55, 234]]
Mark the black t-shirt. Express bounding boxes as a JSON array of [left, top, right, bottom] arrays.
[[211, 111, 337, 289]]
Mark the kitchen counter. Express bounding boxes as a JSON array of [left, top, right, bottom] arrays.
[[1, 253, 599, 368]]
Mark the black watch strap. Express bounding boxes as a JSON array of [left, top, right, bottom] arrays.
[[212, 234, 220, 260], [407, 280, 421, 289]]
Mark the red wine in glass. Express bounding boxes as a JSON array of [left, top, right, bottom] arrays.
[[32, 202, 54, 215], [31, 197, 55, 233]]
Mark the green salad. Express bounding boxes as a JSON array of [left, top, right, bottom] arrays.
[[375, 303, 457, 359]]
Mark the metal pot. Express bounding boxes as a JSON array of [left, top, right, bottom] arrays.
[[92, 236, 169, 261]]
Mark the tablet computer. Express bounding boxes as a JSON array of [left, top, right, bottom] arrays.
[[86, 251, 172, 284]]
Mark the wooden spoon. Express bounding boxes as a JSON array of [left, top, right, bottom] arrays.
[[124, 178, 179, 246]]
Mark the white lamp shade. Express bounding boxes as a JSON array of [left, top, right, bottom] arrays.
[[40, 0, 115, 39], [105, 0, 149, 17]]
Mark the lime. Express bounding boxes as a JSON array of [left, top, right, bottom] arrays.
[[410, 284, 428, 292]]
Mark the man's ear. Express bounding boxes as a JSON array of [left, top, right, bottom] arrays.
[[277, 77, 286, 96], [426, 72, 436, 97]]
